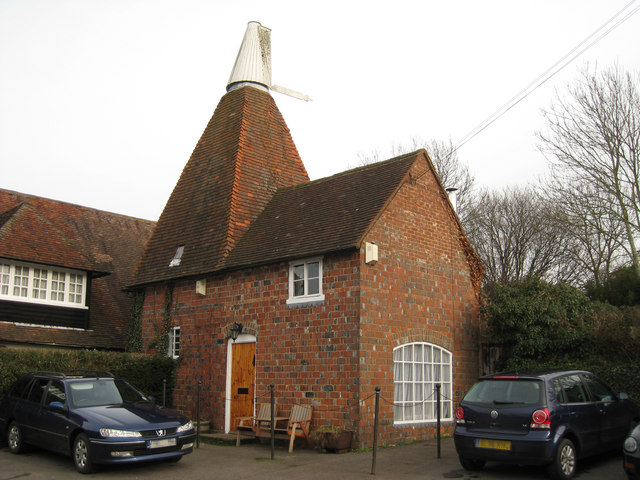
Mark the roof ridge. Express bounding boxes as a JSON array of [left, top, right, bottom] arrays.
[[277, 149, 423, 193], [217, 89, 250, 267], [0, 188, 156, 223]]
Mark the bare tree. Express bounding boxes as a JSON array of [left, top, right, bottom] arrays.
[[538, 64, 640, 277], [464, 186, 578, 285], [544, 178, 627, 287]]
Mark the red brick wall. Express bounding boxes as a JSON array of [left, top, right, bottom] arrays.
[[357, 158, 481, 446], [140, 253, 362, 432], [139, 157, 481, 447]]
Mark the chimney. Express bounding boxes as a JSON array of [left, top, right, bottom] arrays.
[[446, 187, 458, 213]]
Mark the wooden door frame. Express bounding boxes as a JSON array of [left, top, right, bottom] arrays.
[[224, 333, 256, 433]]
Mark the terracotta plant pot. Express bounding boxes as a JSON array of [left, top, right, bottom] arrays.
[[316, 430, 353, 453]]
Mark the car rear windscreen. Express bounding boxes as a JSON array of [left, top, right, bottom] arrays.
[[463, 379, 544, 405]]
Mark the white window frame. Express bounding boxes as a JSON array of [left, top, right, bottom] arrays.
[[168, 326, 181, 359], [393, 342, 453, 424], [286, 257, 325, 306], [0, 260, 87, 309]]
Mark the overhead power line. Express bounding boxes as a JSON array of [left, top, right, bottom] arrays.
[[453, 0, 640, 152]]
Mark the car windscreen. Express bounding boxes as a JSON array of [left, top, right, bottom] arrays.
[[69, 379, 148, 407], [463, 379, 544, 405]]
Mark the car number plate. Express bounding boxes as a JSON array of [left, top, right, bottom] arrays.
[[476, 439, 511, 450], [148, 438, 177, 449]]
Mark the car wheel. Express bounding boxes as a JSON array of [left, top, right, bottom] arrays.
[[458, 455, 485, 471], [73, 433, 94, 474], [7, 421, 27, 454], [548, 438, 577, 480]]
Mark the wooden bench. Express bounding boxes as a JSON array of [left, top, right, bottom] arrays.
[[257, 404, 313, 453], [235, 403, 278, 446]]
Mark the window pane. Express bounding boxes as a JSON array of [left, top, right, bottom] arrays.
[[307, 262, 319, 279], [293, 265, 304, 281], [404, 344, 412, 361], [414, 344, 423, 362], [307, 277, 319, 295], [293, 264, 305, 296], [1, 264, 9, 295]]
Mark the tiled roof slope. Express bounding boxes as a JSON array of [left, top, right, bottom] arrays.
[[130, 85, 308, 287], [0, 189, 156, 348], [222, 152, 419, 269]]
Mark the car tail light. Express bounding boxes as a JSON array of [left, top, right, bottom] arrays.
[[456, 406, 465, 423], [530, 408, 550, 429]]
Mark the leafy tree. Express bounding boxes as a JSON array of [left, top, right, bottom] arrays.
[[482, 277, 593, 367], [586, 265, 640, 306]]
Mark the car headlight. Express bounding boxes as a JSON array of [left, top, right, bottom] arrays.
[[624, 436, 639, 453], [177, 420, 193, 433], [100, 428, 142, 438]]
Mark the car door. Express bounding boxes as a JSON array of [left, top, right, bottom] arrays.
[[15, 377, 49, 446], [39, 380, 73, 454], [582, 373, 630, 449], [556, 374, 601, 455]]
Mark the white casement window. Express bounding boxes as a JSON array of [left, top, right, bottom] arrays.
[[168, 326, 181, 359], [286, 257, 325, 305], [0, 261, 87, 309], [393, 343, 453, 424], [0, 263, 10, 296]]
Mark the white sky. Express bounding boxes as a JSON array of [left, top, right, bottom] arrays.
[[1, 0, 639, 221]]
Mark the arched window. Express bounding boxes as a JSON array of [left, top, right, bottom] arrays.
[[393, 343, 453, 424]]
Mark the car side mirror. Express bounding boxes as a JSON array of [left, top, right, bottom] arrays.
[[49, 401, 66, 411], [148, 395, 156, 405], [620, 392, 629, 400]]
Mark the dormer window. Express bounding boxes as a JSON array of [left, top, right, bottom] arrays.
[[286, 257, 325, 306], [0, 261, 86, 308], [169, 246, 184, 267]]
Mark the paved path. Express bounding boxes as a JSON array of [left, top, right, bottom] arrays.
[[0, 437, 626, 479]]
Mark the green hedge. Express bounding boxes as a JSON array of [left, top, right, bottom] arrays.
[[0, 348, 178, 407]]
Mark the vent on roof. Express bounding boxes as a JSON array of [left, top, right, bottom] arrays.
[[169, 245, 184, 267]]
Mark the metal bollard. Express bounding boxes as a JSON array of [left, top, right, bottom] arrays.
[[162, 378, 167, 407], [270, 383, 275, 460], [371, 386, 380, 475], [196, 380, 201, 448], [436, 383, 441, 459]]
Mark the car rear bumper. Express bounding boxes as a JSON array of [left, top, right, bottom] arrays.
[[454, 428, 554, 465], [88, 432, 196, 465]]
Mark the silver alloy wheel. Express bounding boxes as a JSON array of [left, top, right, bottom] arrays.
[[74, 437, 88, 469], [8, 423, 20, 451], [559, 442, 576, 477]]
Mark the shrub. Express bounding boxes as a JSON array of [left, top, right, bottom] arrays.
[[0, 348, 178, 407]]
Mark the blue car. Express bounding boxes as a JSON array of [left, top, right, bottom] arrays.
[[454, 370, 639, 480], [0, 371, 196, 473]]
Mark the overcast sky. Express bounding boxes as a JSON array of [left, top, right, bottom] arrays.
[[1, 0, 639, 220]]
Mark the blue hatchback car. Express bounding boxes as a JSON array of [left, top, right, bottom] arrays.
[[0, 371, 196, 473], [454, 370, 639, 480]]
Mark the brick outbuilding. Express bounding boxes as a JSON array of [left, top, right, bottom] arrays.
[[129, 22, 482, 447]]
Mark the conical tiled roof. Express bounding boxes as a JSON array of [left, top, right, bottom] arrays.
[[130, 85, 308, 287]]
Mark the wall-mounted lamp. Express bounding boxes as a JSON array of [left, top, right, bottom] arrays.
[[230, 322, 243, 342]]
